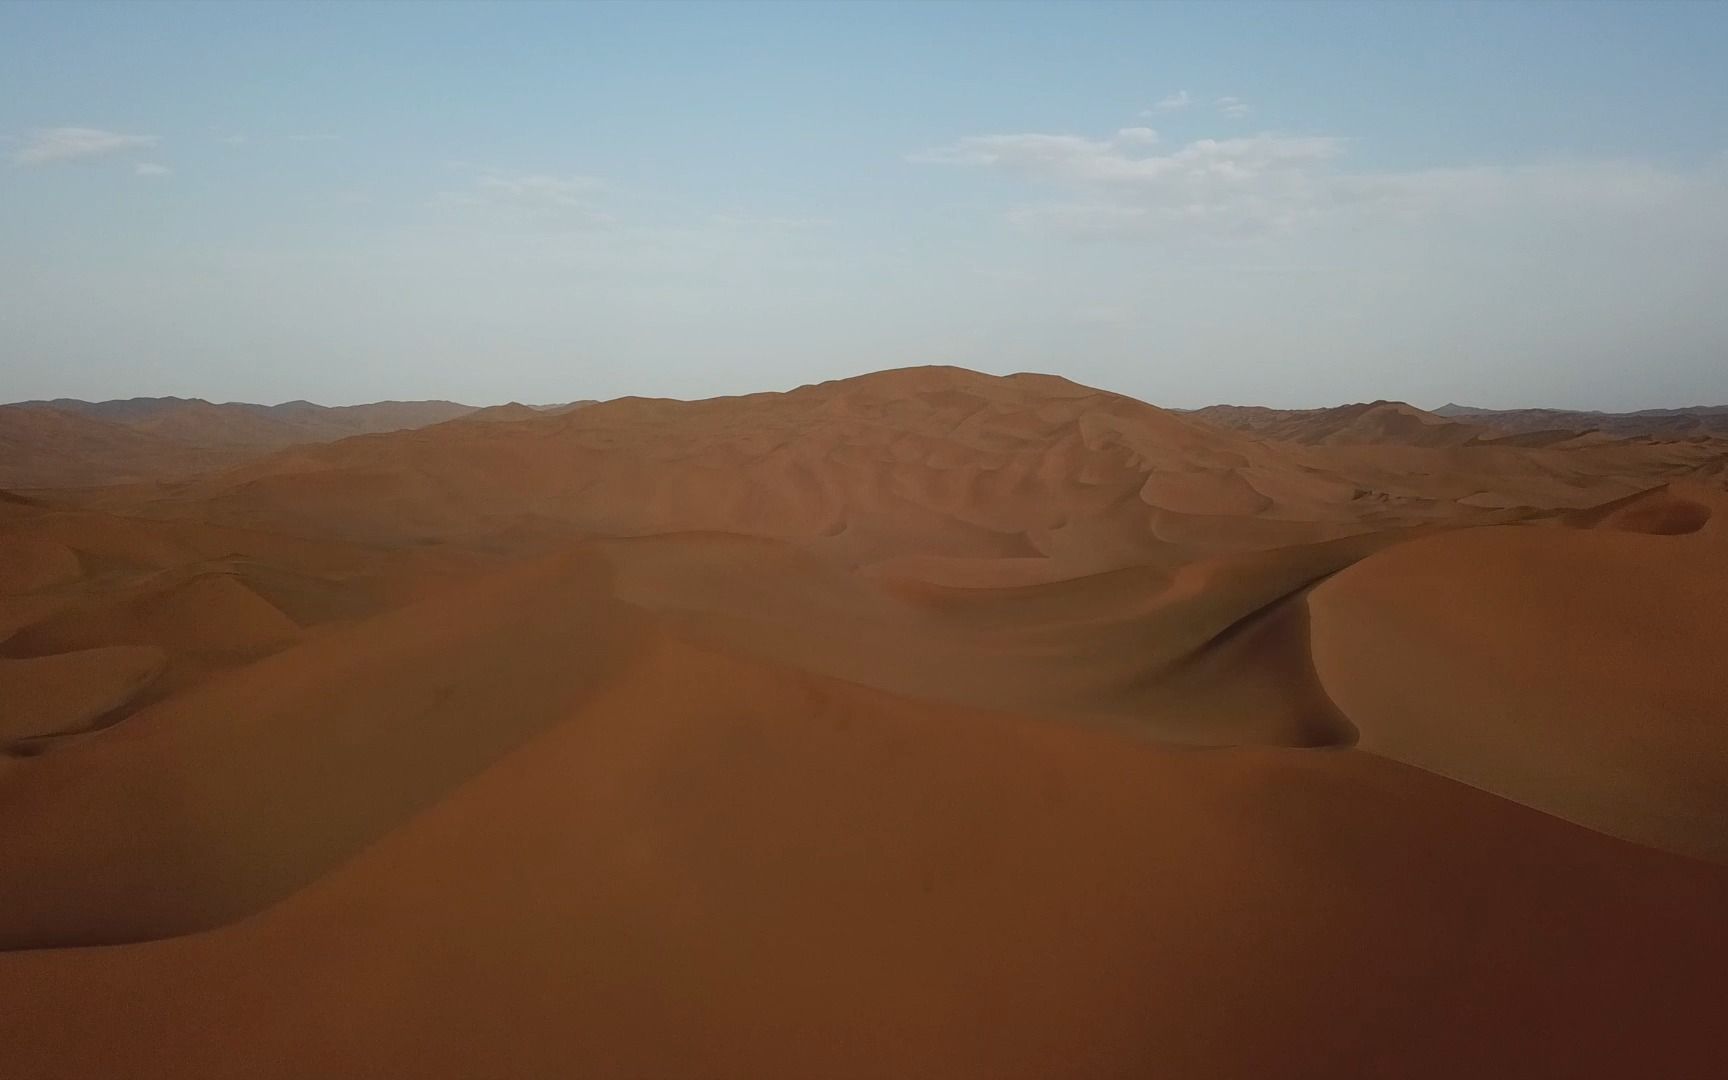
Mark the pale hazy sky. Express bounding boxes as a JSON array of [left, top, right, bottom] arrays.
[[3, 1, 1726, 409]]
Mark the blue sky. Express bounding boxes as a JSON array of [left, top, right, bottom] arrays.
[[3, 1, 1725, 408]]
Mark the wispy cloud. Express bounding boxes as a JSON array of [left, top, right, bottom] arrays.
[[914, 123, 1728, 240], [1216, 97, 1251, 119], [913, 129, 1335, 210], [213, 131, 340, 148], [433, 170, 614, 230], [134, 162, 172, 177], [474, 172, 606, 206], [12, 127, 159, 166], [1146, 90, 1192, 115]]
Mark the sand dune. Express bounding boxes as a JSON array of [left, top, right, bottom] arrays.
[[2, 365, 1727, 1076], [1309, 482, 1728, 859], [3, 631, 1727, 1079], [1437, 401, 1728, 440], [0, 397, 477, 490], [1188, 400, 1492, 447], [77, 366, 1712, 560], [0, 405, 256, 489], [0, 645, 166, 749], [0, 550, 644, 948]]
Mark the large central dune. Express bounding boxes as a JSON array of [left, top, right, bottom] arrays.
[[2, 366, 1727, 1077]]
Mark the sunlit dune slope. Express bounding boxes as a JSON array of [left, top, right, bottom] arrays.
[[98, 366, 1716, 560]]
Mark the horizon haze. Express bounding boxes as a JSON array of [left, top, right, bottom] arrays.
[[3, 0, 1727, 409]]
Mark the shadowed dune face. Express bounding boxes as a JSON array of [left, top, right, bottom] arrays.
[[2, 366, 1728, 1077], [1309, 483, 1728, 860], [0, 645, 166, 749], [1565, 485, 1713, 535]]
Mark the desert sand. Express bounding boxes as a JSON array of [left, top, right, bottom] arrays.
[[2, 366, 1726, 1078]]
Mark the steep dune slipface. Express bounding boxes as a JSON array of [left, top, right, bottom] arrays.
[[598, 528, 1407, 747], [1309, 484, 1728, 859]]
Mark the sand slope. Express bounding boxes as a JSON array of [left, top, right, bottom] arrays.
[[2, 630, 1726, 1079], [1310, 482, 1728, 859], [2, 366, 1728, 1077]]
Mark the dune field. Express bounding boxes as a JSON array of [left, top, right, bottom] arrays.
[[2, 365, 1727, 1078]]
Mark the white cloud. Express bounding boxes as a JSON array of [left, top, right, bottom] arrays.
[[1149, 90, 1192, 114], [914, 127, 1289, 187], [913, 124, 1728, 240], [12, 127, 159, 166], [1216, 97, 1251, 119], [134, 162, 171, 177], [915, 129, 1345, 232]]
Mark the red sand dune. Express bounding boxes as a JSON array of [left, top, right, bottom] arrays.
[[0, 397, 476, 490], [2, 366, 1727, 1077]]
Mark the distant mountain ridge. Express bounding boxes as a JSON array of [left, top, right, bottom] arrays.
[[14, 396, 478, 446], [0, 396, 480, 489], [1434, 403, 1728, 439], [1184, 399, 1728, 445], [1185, 400, 1493, 448], [7, 378, 1726, 491]]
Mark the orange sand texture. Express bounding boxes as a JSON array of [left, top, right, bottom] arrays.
[[2, 367, 1726, 1078]]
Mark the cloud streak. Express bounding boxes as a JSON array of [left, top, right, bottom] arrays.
[[915, 128, 1347, 232], [433, 170, 614, 230], [12, 127, 159, 165], [914, 125, 1728, 239]]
